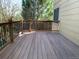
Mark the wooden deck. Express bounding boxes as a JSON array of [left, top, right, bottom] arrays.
[[0, 31, 79, 59]]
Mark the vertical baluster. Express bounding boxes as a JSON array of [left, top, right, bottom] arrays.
[[8, 19, 14, 42], [43, 22, 44, 30], [46, 22, 47, 30], [20, 20, 23, 33], [29, 19, 32, 32], [3, 25, 7, 41], [0, 27, 3, 48]]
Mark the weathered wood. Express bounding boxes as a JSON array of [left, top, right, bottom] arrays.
[[2, 25, 7, 41], [8, 20, 14, 42], [0, 20, 59, 50], [0, 20, 59, 31], [29, 19, 32, 32], [0, 31, 79, 59]]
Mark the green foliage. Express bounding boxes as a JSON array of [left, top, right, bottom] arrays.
[[22, 0, 32, 20], [0, 0, 21, 22], [22, 0, 53, 20], [38, 0, 53, 20]]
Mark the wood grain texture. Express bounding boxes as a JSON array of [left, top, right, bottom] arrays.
[[0, 31, 79, 59]]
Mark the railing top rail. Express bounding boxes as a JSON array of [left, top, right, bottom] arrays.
[[0, 20, 60, 26], [0, 21, 20, 26]]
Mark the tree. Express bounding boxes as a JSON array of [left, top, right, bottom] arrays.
[[38, 0, 53, 20], [22, 0, 53, 20], [22, 0, 31, 20], [0, 0, 21, 45], [22, 0, 41, 20], [0, 0, 19, 22]]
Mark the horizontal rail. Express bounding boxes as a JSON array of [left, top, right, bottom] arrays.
[[0, 20, 56, 26]]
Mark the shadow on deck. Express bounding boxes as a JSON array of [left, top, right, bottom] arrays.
[[0, 31, 79, 59]]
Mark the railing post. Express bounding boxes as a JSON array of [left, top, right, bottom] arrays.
[[8, 19, 14, 42], [2, 25, 7, 41], [20, 20, 23, 33], [29, 19, 32, 32]]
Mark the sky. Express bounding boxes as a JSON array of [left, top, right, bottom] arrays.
[[8, 0, 22, 15], [1, 0, 22, 13], [1, 0, 22, 8], [11, 0, 22, 16], [0, 0, 22, 22], [11, 0, 22, 9]]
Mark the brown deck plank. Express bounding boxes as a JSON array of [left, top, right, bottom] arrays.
[[41, 32, 57, 59], [37, 32, 43, 59], [12, 34, 33, 59], [22, 34, 34, 59], [32, 33, 37, 59], [0, 31, 79, 59], [40, 34, 47, 59], [0, 35, 26, 59]]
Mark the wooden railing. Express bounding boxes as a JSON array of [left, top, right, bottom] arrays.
[[0, 20, 59, 50], [0, 20, 19, 50]]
